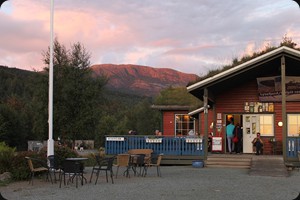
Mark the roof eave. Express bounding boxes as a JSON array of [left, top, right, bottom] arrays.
[[188, 105, 210, 116], [187, 46, 300, 92]]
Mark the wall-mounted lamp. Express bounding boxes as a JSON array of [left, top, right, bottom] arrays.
[[278, 121, 283, 127]]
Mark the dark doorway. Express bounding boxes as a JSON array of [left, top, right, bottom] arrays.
[[225, 114, 242, 153]]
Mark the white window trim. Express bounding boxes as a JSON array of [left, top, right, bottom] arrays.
[[259, 114, 274, 137], [287, 114, 300, 137], [175, 114, 195, 137]]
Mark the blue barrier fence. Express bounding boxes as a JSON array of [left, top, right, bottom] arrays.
[[106, 136, 299, 159], [105, 135, 205, 156]]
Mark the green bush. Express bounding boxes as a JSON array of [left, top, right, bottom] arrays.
[[0, 142, 16, 174], [10, 151, 34, 180], [3, 145, 78, 181], [84, 153, 97, 167], [39, 145, 78, 168]]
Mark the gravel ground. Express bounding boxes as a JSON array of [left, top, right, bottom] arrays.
[[1, 166, 300, 200]]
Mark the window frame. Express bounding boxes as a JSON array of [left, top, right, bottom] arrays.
[[287, 114, 300, 137], [175, 114, 195, 137], [259, 114, 274, 136]]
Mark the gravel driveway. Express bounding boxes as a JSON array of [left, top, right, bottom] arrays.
[[1, 166, 300, 200]]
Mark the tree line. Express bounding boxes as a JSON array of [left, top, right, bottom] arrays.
[[0, 39, 200, 150]]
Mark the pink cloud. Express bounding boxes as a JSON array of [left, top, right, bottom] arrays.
[[164, 45, 215, 56]]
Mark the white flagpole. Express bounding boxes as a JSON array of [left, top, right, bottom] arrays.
[[47, 0, 54, 157]]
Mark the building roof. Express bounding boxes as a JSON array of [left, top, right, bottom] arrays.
[[188, 105, 210, 116], [187, 46, 300, 100], [151, 105, 192, 111]]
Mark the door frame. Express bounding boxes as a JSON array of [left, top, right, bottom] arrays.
[[242, 114, 260, 153], [224, 114, 242, 153]]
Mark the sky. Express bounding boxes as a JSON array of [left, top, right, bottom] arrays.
[[0, 0, 300, 76]]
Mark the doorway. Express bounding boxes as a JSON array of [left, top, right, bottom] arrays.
[[225, 114, 242, 153]]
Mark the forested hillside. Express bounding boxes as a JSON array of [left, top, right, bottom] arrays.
[[0, 64, 161, 150], [0, 40, 202, 151]]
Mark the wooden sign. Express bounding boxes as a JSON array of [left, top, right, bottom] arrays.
[[185, 138, 202, 143], [145, 138, 163, 143], [106, 137, 125, 141], [212, 137, 222, 152]]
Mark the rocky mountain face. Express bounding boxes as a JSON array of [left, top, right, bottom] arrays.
[[91, 64, 199, 97]]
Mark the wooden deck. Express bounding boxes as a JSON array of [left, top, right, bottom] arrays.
[[105, 135, 300, 164]]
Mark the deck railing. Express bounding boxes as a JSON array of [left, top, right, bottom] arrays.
[[105, 136, 300, 159], [105, 135, 205, 156]]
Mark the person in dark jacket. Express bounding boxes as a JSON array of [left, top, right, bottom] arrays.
[[233, 123, 243, 154], [252, 132, 263, 155]]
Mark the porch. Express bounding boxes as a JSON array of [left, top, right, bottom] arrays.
[[105, 136, 300, 164], [105, 135, 205, 165]]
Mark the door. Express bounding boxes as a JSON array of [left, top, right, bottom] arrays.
[[243, 115, 259, 153]]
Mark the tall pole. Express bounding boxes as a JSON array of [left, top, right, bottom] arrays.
[[203, 88, 208, 160], [281, 56, 286, 161], [47, 0, 54, 157]]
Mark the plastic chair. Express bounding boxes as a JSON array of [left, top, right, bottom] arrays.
[[143, 153, 163, 177], [114, 154, 130, 178], [25, 157, 52, 185], [90, 156, 115, 184]]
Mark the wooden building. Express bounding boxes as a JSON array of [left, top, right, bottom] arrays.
[[186, 46, 300, 162], [105, 46, 300, 164], [151, 105, 196, 137]]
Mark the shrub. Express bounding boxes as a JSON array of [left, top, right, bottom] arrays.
[[84, 153, 97, 167], [0, 142, 16, 174], [10, 151, 34, 180], [39, 145, 78, 168], [5, 145, 79, 181]]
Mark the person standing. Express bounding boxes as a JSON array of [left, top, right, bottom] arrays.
[[226, 118, 235, 154], [233, 123, 243, 154]]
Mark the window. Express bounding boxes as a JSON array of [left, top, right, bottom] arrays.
[[175, 114, 195, 136], [259, 114, 274, 136], [288, 114, 300, 137]]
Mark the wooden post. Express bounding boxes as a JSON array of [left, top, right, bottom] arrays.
[[281, 56, 287, 161], [204, 88, 208, 160]]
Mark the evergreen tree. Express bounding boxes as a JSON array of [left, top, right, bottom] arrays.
[[37, 39, 107, 145], [155, 86, 202, 108]]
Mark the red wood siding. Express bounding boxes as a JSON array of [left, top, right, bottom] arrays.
[[162, 111, 175, 136], [215, 80, 259, 113], [211, 78, 300, 154], [162, 110, 188, 136], [198, 111, 214, 136]]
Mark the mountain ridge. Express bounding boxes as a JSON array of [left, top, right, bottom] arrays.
[[91, 64, 199, 96]]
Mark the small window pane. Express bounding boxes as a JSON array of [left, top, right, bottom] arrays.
[[259, 115, 274, 136], [288, 114, 300, 137], [175, 114, 195, 136]]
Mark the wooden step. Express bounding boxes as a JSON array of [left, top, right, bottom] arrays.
[[205, 164, 250, 169], [206, 154, 252, 169]]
